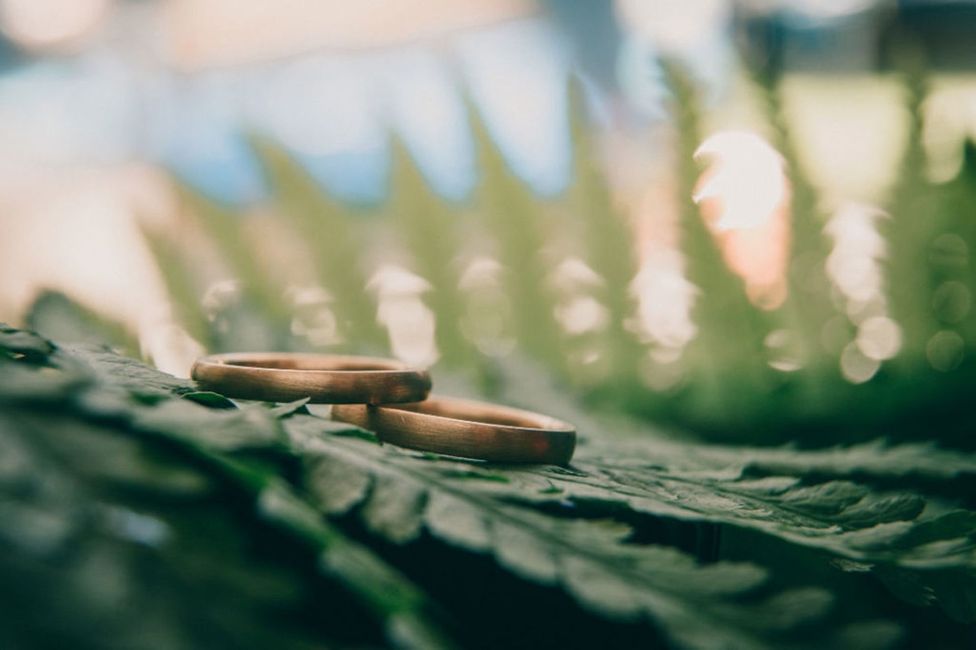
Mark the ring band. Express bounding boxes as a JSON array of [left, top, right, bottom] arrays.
[[191, 353, 431, 404], [332, 396, 576, 465]]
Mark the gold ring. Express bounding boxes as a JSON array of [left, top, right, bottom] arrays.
[[191, 353, 431, 404], [332, 396, 576, 465]]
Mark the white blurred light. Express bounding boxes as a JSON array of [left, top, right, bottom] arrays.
[[202, 279, 241, 324], [550, 258, 604, 293], [0, 0, 109, 49], [458, 256, 503, 290], [829, 256, 883, 304], [694, 131, 787, 231], [765, 329, 802, 372], [556, 296, 609, 336], [855, 316, 901, 361], [630, 248, 697, 349], [288, 286, 333, 305], [458, 257, 516, 358], [825, 202, 899, 372], [692, 130, 791, 307], [840, 341, 880, 384], [288, 286, 340, 347], [551, 259, 609, 336], [825, 202, 888, 309], [369, 264, 432, 295], [369, 265, 438, 367]]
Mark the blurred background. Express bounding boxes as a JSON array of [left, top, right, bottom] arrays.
[[4, 0, 976, 442]]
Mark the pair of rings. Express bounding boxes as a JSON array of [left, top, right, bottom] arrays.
[[191, 353, 576, 465]]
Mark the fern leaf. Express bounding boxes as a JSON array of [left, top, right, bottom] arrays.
[[751, 68, 842, 382], [138, 222, 213, 347], [11, 329, 973, 645], [467, 98, 567, 375], [884, 51, 940, 364], [287, 416, 841, 649], [660, 58, 773, 428], [175, 183, 293, 344], [386, 135, 479, 368], [565, 77, 644, 383], [246, 134, 385, 348], [0, 333, 452, 648]]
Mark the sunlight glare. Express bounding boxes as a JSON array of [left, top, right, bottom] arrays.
[[694, 130, 791, 307], [694, 130, 787, 232]]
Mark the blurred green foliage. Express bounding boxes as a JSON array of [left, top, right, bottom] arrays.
[[131, 63, 976, 447]]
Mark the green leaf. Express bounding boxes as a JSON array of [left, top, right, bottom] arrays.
[[61, 343, 194, 398], [130, 399, 285, 451], [735, 440, 976, 482], [0, 323, 56, 360], [182, 390, 238, 409], [284, 414, 875, 649], [11, 328, 975, 647], [0, 329, 454, 649]]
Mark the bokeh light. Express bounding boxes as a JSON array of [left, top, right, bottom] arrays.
[[0, 0, 110, 51]]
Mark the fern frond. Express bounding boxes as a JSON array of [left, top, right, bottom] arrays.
[[661, 58, 773, 428], [466, 98, 567, 375], [247, 134, 386, 348], [565, 77, 644, 385], [387, 135, 480, 369]]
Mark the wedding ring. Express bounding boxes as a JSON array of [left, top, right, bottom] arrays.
[[332, 396, 576, 465], [191, 353, 431, 404]]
